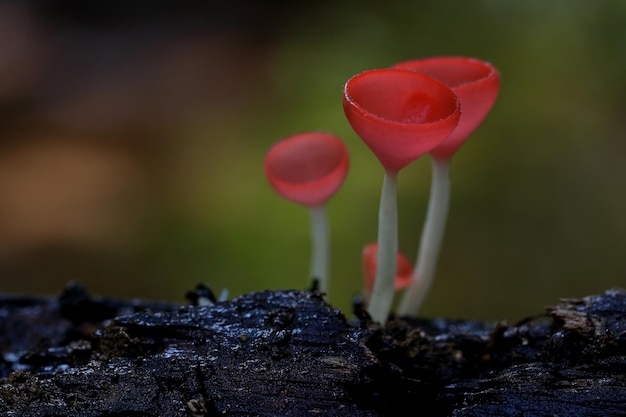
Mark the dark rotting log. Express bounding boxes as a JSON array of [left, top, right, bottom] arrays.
[[1, 283, 626, 416]]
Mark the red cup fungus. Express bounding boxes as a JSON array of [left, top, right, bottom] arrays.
[[362, 242, 412, 297], [261, 57, 500, 323], [343, 68, 460, 323], [393, 56, 500, 160], [264, 132, 349, 295], [264, 132, 349, 207], [343, 68, 461, 172], [393, 56, 501, 317]]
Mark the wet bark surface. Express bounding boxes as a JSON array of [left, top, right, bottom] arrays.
[[1, 283, 626, 416]]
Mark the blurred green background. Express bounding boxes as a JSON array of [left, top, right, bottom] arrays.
[[0, 0, 624, 321]]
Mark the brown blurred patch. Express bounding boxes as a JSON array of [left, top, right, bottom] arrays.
[[0, 139, 145, 257], [0, 1, 278, 286], [0, 2, 44, 103]]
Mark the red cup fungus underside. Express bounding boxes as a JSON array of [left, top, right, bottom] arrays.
[[343, 68, 460, 172], [265, 132, 349, 207], [393, 56, 500, 159]]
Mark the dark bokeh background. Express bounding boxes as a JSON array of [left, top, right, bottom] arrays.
[[1, 0, 625, 321]]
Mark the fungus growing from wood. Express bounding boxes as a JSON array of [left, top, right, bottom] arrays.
[[343, 68, 460, 323], [264, 131, 349, 294], [392, 56, 500, 317]]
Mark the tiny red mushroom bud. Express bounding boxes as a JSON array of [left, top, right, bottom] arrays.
[[343, 68, 460, 324], [264, 131, 349, 294], [362, 242, 412, 301], [392, 57, 501, 317]]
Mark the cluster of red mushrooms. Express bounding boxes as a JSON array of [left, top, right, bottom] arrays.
[[264, 56, 500, 324]]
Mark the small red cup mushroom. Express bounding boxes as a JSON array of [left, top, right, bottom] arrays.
[[362, 242, 412, 301], [343, 68, 460, 323], [392, 57, 500, 317], [264, 131, 349, 294]]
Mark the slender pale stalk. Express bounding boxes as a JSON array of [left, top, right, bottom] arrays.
[[309, 204, 330, 293], [398, 157, 450, 317], [367, 170, 399, 323]]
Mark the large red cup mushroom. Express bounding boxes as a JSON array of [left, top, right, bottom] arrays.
[[392, 57, 500, 317], [343, 68, 460, 323], [343, 68, 461, 172], [264, 132, 349, 294]]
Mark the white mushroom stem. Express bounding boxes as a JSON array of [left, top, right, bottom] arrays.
[[309, 204, 330, 294], [367, 169, 399, 324], [398, 156, 450, 317]]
